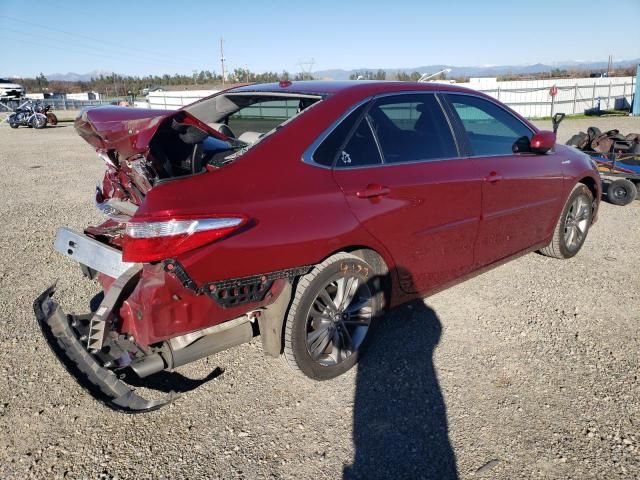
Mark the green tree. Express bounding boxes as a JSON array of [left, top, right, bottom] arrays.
[[35, 72, 49, 92]]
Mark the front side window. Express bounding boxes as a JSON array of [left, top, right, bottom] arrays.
[[444, 94, 533, 156], [366, 94, 458, 163]]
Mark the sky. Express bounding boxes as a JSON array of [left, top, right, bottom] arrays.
[[1, 0, 639, 78]]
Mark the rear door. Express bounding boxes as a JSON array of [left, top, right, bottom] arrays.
[[442, 93, 564, 266], [323, 93, 482, 294]]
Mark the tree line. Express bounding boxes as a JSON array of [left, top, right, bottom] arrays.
[[11, 69, 313, 97], [10, 65, 637, 97]]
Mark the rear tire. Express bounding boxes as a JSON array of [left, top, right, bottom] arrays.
[[606, 179, 637, 206], [282, 252, 383, 380], [46, 112, 58, 126], [539, 183, 594, 259]]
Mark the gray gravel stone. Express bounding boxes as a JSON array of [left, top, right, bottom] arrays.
[[0, 118, 638, 479]]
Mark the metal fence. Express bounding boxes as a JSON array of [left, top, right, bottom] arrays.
[[0, 98, 109, 110], [462, 76, 636, 118], [3, 76, 634, 119], [143, 78, 636, 119]]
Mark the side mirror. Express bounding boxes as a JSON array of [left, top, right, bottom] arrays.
[[530, 130, 556, 154]]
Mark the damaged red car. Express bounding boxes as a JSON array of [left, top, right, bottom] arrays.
[[34, 81, 601, 411]]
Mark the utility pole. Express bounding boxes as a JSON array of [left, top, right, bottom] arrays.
[[297, 58, 316, 80], [220, 37, 226, 86], [607, 54, 612, 77]]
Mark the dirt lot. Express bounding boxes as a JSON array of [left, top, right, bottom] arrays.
[[0, 117, 639, 480]]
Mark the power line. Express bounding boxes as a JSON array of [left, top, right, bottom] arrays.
[[1, 27, 201, 70], [0, 34, 197, 73], [0, 14, 206, 65]]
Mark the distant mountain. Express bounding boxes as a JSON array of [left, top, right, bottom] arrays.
[[46, 70, 114, 81], [42, 58, 639, 82], [313, 59, 640, 80]]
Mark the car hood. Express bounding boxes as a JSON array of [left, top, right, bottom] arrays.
[[0, 83, 23, 89]]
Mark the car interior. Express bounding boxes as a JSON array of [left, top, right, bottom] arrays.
[[185, 92, 322, 145]]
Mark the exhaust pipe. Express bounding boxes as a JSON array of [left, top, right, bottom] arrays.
[[131, 320, 253, 378]]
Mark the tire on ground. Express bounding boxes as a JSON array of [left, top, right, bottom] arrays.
[[606, 178, 637, 206], [32, 115, 46, 129], [282, 252, 383, 380], [539, 183, 594, 259]]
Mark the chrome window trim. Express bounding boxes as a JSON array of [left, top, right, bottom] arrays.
[[301, 89, 535, 170], [301, 97, 372, 169]]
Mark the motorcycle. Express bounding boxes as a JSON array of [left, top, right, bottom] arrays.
[[35, 102, 58, 126], [8, 100, 49, 129]]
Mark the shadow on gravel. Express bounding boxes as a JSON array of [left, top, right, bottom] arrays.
[[345, 300, 458, 480], [121, 367, 225, 394]]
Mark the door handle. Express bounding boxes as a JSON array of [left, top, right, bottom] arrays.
[[356, 184, 391, 199], [484, 171, 503, 183]]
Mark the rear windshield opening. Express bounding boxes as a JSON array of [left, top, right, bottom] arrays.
[[185, 92, 322, 145]]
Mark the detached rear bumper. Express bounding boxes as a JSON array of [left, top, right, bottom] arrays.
[[33, 283, 177, 413]]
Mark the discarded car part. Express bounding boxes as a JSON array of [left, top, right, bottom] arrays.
[[607, 178, 637, 206], [130, 320, 253, 378], [54, 227, 135, 279], [34, 285, 178, 412], [567, 126, 640, 205]]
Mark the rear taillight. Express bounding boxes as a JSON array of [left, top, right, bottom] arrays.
[[122, 216, 246, 263]]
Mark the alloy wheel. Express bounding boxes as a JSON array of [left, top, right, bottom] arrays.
[[305, 274, 372, 366], [564, 194, 591, 251]]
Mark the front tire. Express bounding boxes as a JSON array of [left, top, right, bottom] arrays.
[[282, 252, 382, 380], [31, 114, 47, 129], [539, 183, 594, 259]]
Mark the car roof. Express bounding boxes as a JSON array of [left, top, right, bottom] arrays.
[[229, 80, 474, 97]]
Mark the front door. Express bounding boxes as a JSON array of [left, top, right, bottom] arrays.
[[442, 93, 565, 266]]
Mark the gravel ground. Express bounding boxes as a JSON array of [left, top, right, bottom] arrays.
[[0, 117, 639, 480]]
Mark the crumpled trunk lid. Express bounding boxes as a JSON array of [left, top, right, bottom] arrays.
[[75, 107, 231, 208], [75, 106, 174, 159]]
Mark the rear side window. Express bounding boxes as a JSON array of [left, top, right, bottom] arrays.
[[444, 94, 532, 156], [367, 94, 457, 163], [313, 103, 368, 166], [338, 118, 383, 167]]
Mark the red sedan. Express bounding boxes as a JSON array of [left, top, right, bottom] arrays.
[[34, 81, 600, 411]]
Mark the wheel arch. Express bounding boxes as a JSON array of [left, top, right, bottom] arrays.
[[325, 245, 393, 312], [578, 175, 599, 201]]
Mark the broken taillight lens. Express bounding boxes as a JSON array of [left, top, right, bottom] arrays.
[[122, 216, 246, 263]]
